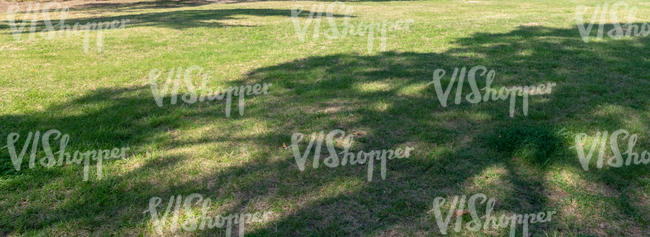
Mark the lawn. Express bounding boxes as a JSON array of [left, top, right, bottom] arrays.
[[0, 0, 649, 236]]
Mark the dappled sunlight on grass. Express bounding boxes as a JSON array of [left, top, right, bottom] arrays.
[[0, 0, 649, 235], [463, 164, 512, 197]]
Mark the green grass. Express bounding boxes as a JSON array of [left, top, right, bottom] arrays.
[[0, 0, 649, 236]]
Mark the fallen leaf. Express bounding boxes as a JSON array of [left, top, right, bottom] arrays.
[[454, 210, 470, 217]]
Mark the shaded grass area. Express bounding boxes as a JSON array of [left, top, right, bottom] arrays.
[[0, 0, 649, 236], [0, 7, 349, 31]]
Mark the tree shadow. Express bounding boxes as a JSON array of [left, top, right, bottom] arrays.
[[1, 23, 649, 236], [225, 24, 649, 236], [0, 7, 349, 33], [63, 0, 415, 13], [71, 0, 221, 12]]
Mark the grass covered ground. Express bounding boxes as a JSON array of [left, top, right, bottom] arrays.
[[0, 0, 649, 236]]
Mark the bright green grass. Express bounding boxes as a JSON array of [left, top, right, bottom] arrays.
[[0, 0, 649, 236]]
